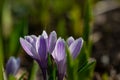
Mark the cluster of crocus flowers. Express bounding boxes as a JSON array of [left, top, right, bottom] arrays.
[[20, 30, 83, 80]]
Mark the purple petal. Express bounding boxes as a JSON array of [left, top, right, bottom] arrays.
[[36, 36, 47, 60], [25, 35, 37, 47], [42, 30, 48, 39], [20, 38, 34, 57], [48, 31, 57, 53], [66, 36, 74, 46], [52, 38, 66, 80], [42, 31, 49, 52], [31, 35, 37, 42], [52, 38, 66, 62], [57, 59, 66, 77], [6, 57, 20, 76], [69, 38, 83, 59]]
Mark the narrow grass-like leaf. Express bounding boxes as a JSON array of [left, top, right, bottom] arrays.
[[78, 42, 88, 69], [2, 66, 6, 80], [78, 58, 96, 80], [82, 0, 92, 44], [47, 54, 56, 80], [0, 19, 4, 80], [0, 0, 4, 79], [0, 32, 4, 79], [29, 61, 39, 80], [78, 58, 96, 73], [8, 75, 16, 80], [66, 46, 74, 80]]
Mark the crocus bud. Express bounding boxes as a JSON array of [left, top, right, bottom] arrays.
[[6, 57, 20, 76]]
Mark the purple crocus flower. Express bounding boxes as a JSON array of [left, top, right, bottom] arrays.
[[52, 38, 66, 80], [20, 30, 57, 80], [6, 57, 20, 76], [52, 37, 83, 80], [42, 30, 57, 53], [67, 37, 83, 59], [20, 35, 47, 80]]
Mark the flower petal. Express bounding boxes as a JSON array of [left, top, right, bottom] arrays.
[[66, 36, 74, 46], [36, 36, 47, 60], [6, 57, 20, 76], [52, 38, 66, 80], [25, 35, 37, 47], [69, 38, 83, 59], [42, 30, 48, 39], [42, 30, 49, 52], [48, 31, 57, 53], [52, 38, 66, 62], [20, 38, 34, 57]]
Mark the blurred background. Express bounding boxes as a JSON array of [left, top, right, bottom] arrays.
[[0, 0, 120, 80]]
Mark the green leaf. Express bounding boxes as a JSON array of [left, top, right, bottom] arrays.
[[1, 66, 6, 80], [0, 10, 4, 79], [78, 42, 88, 69], [8, 75, 16, 80], [0, 31, 4, 80], [29, 61, 39, 80], [78, 58, 96, 73], [66, 45, 74, 80], [77, 58, 96, 80], [47, 54, 57, 80], [82, 0, 92, 44]]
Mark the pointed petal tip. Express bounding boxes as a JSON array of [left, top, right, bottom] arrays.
[[20, 37, 24, 44], [67, 36, 75, 46], [42, 30, 48, 38], [69, 37, 84, 59], [78, 37, 84, 45], [48, 31, 57, 53], [52, 37, 66, 62], [51, 30, 56, 34]]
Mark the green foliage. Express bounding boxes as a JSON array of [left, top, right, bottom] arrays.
[[0, 29, 4, 79], [66, 44, 96, 80], [47, 54, 57, 80], [29, 61, 39, 80], [66, 46, 74, 80], [82, 0, 92, 44], [78, 58, 96, 80], [8, 75, 16, 80], [8, 18, 28, 57]]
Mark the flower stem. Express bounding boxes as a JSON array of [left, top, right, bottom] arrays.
[[58, 73, 64, 80], [42, 69, 47, 80]]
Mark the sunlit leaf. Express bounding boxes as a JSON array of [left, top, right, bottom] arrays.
[[66, 46, 74, 80], [78, 58, 96, 73], [8, 75, 16, 80], [29, 61, 38, 80], [77, 58, 96, 80]]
